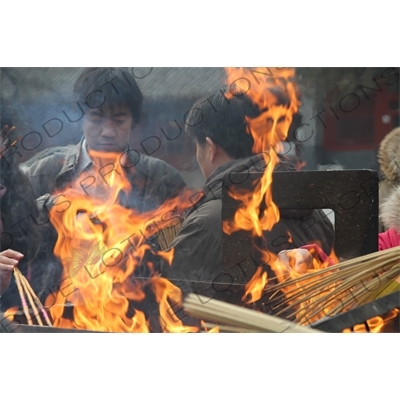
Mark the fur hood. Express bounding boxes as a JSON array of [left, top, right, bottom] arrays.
[[380, 184, 400, 232], [378, 127, 400, 183]]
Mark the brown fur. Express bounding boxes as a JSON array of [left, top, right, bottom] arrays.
[[380, 184, 400, 232], [378, 127, 400, 182]]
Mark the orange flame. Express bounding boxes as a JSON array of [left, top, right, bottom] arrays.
[[2, 306, 18, 322], [222, 67, 300, 237], [268, 243, 395, 327], [222, 68, 301, 303], [201, 321, 220, 333], [152, 277, 198, 333], [156, 248, 175, 266], [242, 267, 268, 304], [45, 153, 199, 332], [342, 308, 399, 333], [269, 247, 341, 324]]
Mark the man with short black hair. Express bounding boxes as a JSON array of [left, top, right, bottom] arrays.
[[21, 67, 186, 213], [19, 68, 188, 302], [161, 87, 334, 296]]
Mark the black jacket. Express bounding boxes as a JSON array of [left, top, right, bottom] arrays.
[[161, 154, 334, 296]]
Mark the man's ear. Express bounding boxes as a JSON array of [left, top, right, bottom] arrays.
[[205, 137, 218, 163]]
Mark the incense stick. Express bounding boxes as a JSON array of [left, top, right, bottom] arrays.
[[202, 322, 265, 333], [18, 270, 52, 326], [17, 271, 43, 326], [184, 294, 323, 333], [263, 247, 400, 325], [15, 269, 52, 326], [13, 270, 33, 325], [157, 220, 182, 250], [13, 268, 52, 326]]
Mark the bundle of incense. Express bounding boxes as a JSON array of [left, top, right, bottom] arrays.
[[13, 268, 52, 326], [201, 322, 264, 333], [263, 247, 400, 325], [157, 219, 182, 251], [184, 294, 323, 333]]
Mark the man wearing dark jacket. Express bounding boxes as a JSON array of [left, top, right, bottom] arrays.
[[20, 68, 187, 214], [161, 88, 334, 296], [18, 68, 188, 302]]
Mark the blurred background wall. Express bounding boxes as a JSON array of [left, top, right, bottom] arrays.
[[1, 67, 399, 189]]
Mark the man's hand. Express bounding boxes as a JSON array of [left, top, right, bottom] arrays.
[[0, 249, 24, 295], [277, 249, 313, 274]]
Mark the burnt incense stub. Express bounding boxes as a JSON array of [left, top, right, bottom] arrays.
[[222, 170, 379, 285]]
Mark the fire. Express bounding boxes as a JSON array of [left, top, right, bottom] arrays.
[[222, 67, 301, 302], [152, 277, 198, 333], [223, 68, 300, 234], [201, 321, 220, 333], [2, 306, 19, 322], [265, 245, 398, 329], [259, 248, 338, 323], [220, 69, 348, 324], [45, 151, 199, 332], [156, 248, 175, 266], [221, 69, 396, 334], [342, 308, 399, 333], [242, 267, 268, 304]]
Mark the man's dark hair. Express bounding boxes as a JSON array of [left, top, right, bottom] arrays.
[[184, 88, 261, 159], [73, 67, 143, 124]]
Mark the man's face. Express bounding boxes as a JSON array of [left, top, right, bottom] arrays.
[[82, 103, 133, 152]]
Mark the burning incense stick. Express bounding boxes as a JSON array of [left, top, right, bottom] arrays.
[[263, 247, 400, 325]]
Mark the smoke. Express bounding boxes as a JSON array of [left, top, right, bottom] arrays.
[[1, 68, 228, 172]]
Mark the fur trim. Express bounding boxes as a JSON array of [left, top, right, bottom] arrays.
[[380, 184, 400, 232], [378, 127, 400, 182]]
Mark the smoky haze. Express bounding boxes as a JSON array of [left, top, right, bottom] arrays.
[[0, 67, 226, 187]]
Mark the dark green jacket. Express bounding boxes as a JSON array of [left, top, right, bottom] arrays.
[[18, 139, 188, 302], [20, 139, 187, 213]]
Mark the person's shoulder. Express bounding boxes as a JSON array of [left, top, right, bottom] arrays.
[[183, 198, 221, 236], [378, 227, 400, 250], [129, 151, 185, 185], [21, 145, 75, 169], [134, 152, 178, 172]]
